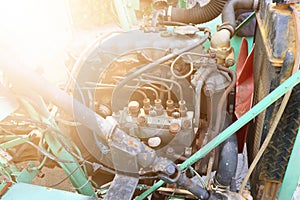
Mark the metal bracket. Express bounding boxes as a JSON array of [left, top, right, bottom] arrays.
[[104, 174, 139, 200]]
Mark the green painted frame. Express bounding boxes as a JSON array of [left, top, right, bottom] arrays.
[[136, 70, 300, 199]]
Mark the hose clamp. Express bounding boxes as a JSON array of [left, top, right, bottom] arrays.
[[211, 178, 230, 192], [218, 22, 235, 37]]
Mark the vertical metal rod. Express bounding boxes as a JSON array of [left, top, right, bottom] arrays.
[[136, 70, 300, 200], [278, 126, 300, 200]]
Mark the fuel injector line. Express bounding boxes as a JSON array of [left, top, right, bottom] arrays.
[[112, 32, 210, 108]]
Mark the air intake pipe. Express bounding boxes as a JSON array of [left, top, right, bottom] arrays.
[[209, 0, 258, 65], [165, 0, 228, 24], [221, 0, 258, 36]]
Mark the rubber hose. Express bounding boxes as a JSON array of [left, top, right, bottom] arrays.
[[213, 113, 238, 189], [178, 173, 210, 199], [222, 0, 254, 29], [170, 0, 228, 24], [215, 133, 238, 187]]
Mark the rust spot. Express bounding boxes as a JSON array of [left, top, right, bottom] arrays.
[[127, 139, 134, 146]]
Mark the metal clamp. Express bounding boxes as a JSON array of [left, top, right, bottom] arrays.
[[157, 164, 181, 183]]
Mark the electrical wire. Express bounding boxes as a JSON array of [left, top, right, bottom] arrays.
[[48, 162, 86, 188], [0, 127, 76, 164], [45, 127, 118, 175], [189, 166, 208, 189]]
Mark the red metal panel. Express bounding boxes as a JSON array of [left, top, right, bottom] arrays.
[[235, 38, 254, 152]]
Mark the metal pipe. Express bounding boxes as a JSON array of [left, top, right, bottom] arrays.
[[142, 74, 183, 100], [112, 32, 210, 107], [195, 80, 204, 127], [221, 0, 257, 35], [136, 70, 300, 200], [194, 67, 216, 127], [140, 79, 172, 100], [215, 65, 236, 133], [141, 86, 158, 100], [170, 0, 228, 24], [147, 83, 171, 100]]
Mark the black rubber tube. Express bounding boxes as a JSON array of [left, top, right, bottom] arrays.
[[215, 133, 238, 188], [177, 173, 210, 200], [170, 0, 228, 24]]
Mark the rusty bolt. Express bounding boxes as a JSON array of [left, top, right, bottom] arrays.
[[182, 120, 191, 129], [165, 164, 176, 175], [169, 122, 181, 135], [172, 111, 180, 119], [137, 116, 147, 126]]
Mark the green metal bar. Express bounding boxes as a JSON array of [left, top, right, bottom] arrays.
[[136, 70, 300, 200], [20, 99, 96, 197], [114, 0, 137, 30], [233, 12, 256, 37], [0, 135, 30, 149], [124, 0, 138, 25], [113, 0, 130, 30], [0, 135, 28, 141], [278, 126, 300, 200], [178, 0, 187, 8], [44, 131, 96, 197], [2, 182, 97, 200]]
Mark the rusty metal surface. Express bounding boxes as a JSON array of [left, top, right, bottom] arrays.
[[248, 1, 299, 162], [256, 1, 298, 67], [104, 174, 139, 200]]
